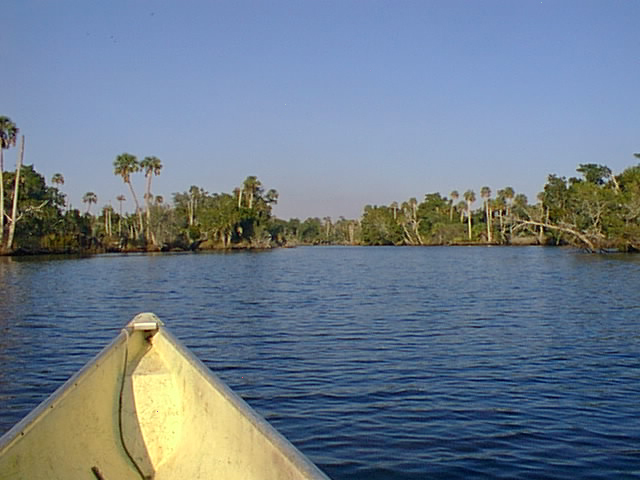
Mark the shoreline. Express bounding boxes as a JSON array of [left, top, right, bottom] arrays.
[[1, 241, 605, 259]]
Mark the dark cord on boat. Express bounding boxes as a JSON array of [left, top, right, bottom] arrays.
[[118, 329, 152, 480], [91, 466, 106, 480]]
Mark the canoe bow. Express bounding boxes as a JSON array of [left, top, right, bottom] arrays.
[[0, 313, 331, 480]]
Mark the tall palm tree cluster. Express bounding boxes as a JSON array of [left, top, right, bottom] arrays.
[[109, 155, 282, 250], [112, 152, 163, 246], [0, 115, 285, 253], [357, 186, 525, 247]]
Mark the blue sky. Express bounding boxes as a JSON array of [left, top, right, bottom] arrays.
[[4, 0, 639, 219]]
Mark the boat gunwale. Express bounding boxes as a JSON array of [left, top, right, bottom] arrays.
[[0, 330, 129, 452], [158, 326, 331, 479]]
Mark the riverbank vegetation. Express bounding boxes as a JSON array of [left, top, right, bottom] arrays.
[[1, 116, 639, 254]]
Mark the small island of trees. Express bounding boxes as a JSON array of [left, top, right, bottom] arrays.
[[1, 115, 640, 255]]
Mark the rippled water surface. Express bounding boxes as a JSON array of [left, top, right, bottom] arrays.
[[1, 247, 639, 479]]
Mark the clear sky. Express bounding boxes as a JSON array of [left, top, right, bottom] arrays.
[[4, 0, 639, 220]]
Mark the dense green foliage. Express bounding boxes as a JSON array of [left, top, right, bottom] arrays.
[[1, 165, 80, 252], [350, 161, 640, 252], [2, 116, 640, 254], [4, 159, 640, 254]]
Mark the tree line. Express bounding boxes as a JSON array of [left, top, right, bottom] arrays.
[[353, 161, 640, 253], [271, 161, 640, 252], [1, 115, 640, 254]]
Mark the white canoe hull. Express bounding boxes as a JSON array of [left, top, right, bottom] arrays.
[[0, 313, 331, 479]]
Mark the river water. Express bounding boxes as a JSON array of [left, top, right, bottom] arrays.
[[0, 246, 639, 479]]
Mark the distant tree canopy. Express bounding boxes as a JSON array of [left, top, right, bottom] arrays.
[[2, 116, 640, 253], [527, 162, 640, 252], [6, 160, 640, 254], [352, 162, 640, 252], [171, 177, 278, 249]]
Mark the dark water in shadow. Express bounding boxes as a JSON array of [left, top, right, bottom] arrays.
[[1, 247, 639, 479]]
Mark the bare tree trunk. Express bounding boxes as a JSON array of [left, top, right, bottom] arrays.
[[118, 210, 122, 235], [0, 147, 4, 247], [145, 174, 157, 246], [414, 221, 424, 245], [514, 219, 597, 252], [236, 189, 243, 208], [538, 224, 545, 245], [105, 208, 113, 237], [467, 201, 472, 240], [402, 224, 414, 245], [145, 176, 151, 242], [7, 136, 24, 251], [485, 201, 492, 243], [126, 181, 143, 239], [610, 174, 621, 193]]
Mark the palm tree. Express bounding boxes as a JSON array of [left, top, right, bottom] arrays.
[[116, 194, 126, 214], [102, 205, 114, 236], [140, 156, 162, 242], [493, 195, 506, 239], [457, 200, 466, 223], [242, 176, 262, 209], [233, 187, 243, 208], [187, 185, 202, 226], [497, 186, 515, 240], [116, 194, 126, 235], [265, 189, 278, 205], [113, 153, 142, 234], [50, 173, 65, 207], [480, 186, 492, 243], [0, 116, 19, 246], [83, 192, 97, 214], [464, 189, 476, 241], [449, 190, 459, 222], [51, 173, 65, 186], [513, 193, 528, 211], [503, 186, 514, 212], [390, 201, 399, 220]]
